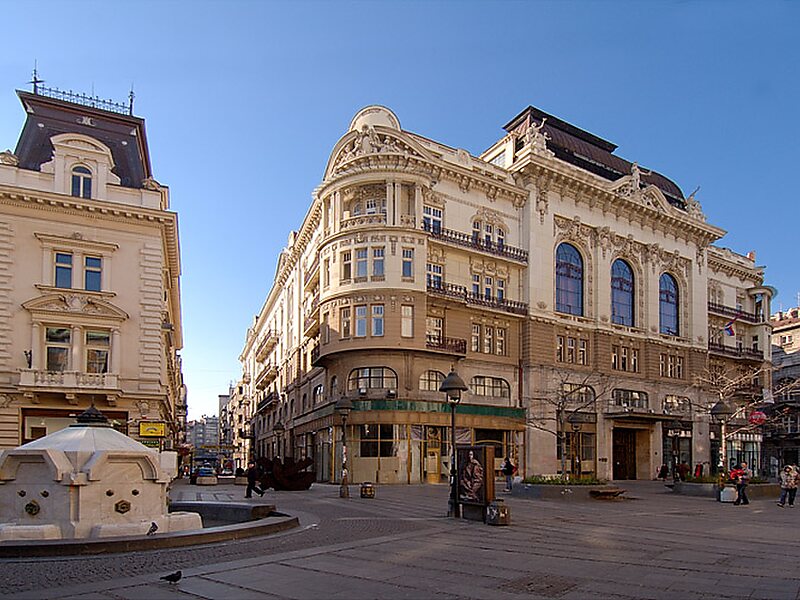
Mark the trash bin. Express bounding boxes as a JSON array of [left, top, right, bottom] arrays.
[[360, 482, 375, 498], [486, 498, 511, 525], [719, 486, 736, 503]]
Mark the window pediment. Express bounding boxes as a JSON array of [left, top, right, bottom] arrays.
[[23, 293, 128, 322]]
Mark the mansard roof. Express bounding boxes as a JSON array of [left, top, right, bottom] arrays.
[[503, 106, 686, 209], [13, 90, 152, 189]]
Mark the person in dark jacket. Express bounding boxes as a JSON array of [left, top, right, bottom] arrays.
[[501, 456, 516, 492], [245, 460, 264, 498], [732, 462, 751, 506]]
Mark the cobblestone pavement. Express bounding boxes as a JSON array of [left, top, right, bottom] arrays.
[[2, 479, 800, 599]]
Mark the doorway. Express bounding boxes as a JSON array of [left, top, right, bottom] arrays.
[[613, 428, 637, 480]]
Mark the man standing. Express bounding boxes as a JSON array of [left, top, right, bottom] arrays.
[[245, 460, 265, 498], [733, 461, 752, 506]]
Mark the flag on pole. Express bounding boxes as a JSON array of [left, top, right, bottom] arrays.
[[723, 321, 735, 336]]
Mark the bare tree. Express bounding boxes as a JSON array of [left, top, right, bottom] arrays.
[[526, 368, 616, 480], [693, 363, 800, 473]]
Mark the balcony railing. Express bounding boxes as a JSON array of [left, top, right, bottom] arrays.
[[424, 224, 528, 263], [426, 335, 467, 355], [427, 283, 528, 317], [19, 370, 119, 390], [254, 364, 278, 390], [708, 342, 763, 360], [257, 392, 279, 413], [304, 255, 320, 289], [254, 330, 277, 362], [707, 303, 761, 324]]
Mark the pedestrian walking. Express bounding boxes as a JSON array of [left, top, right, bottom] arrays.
[[245, 460, 265, 498], [777, 465, 799, 508], [657, 464, 668, 481], [733, 461, 752, 506], [501, 456, 516, 492]]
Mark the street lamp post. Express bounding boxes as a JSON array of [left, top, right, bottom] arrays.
[[711, 400, 734, 474], [335, 397, 353, 499], [439, 369, 468, 518], [273, 421, 285, 459]]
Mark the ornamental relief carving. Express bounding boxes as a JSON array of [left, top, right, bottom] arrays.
[[469, 258, 508, 279], [472, 207, 506, 229], [421, 185, 444, 207], [334, 126, 419, 170], [427, 246, 445, 264], [553, 215, 593, 243], [23, 293, 128, 320]]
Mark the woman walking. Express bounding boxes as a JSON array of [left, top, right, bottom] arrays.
[[777, 465, 799, 508]]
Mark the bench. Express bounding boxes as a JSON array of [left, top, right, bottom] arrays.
[[589, 487, 626, 499]]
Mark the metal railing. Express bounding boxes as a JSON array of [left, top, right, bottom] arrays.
[[425, 336, 467, 355], [427, 283, 528, 316], [707, 302, 761, 324], [423, 224, 528, 263], [35, 85, 132, 115], [708, 342, 763, 360]]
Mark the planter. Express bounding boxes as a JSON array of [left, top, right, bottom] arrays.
[[670, 481, 780, 499], [511, 483, 625, 501]]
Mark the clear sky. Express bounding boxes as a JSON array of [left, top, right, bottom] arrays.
[[1, 1, 797, 420]]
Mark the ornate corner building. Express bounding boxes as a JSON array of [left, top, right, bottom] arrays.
[[0, 87, 185, 450], [240, 105, 773, 483]]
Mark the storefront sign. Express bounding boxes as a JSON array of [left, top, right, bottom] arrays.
[[139, 422, 166, 437], [140, 439, 161, 449]]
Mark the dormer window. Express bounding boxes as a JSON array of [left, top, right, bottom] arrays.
[[71, 166, 92, 199]]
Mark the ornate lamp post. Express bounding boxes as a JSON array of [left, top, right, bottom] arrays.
[[667, 419, 683, 482], [439, 369, 468, 518], [711, 400, 734, 474], [273, 420, 285, 459], [335, 397, 353, 498]]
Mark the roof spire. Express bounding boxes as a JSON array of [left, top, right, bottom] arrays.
[[129, 84, 135, 116], [29, 61, 44, 95]]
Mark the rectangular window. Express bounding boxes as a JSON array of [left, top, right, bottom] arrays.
[[497, 279, 505, 301], [557, 336, 564, 362], [401, 305, 413, 337], [659, 354, 666, 377], [371, 305, 384, 336], [356, 249, 368, 279], [426, 316, 443, 344], [676, 356, 684, 379], [340, 307, 351, 338], [355, 305, 367, 337], [612, 345, 619, 370], [578, 339, 587, 365], [426, 263, 442, 288], [422, 205, 442, 233], [471, 324, 481, 352], [323, 258, 330, 288], [402, 248, 414, 278], [84, 256, 102, 291], [484, 276, 493, 300], [484, 326, 494, 354], [631, 349, 638, 372], [55, 252, 73, 289], [341, 252, 352, 281], [496, 328, 506, 356], [85, 330, 110, 373], [322, 312, 330, 344], [567, 337, 575, 363], [45, 327, 71, 371], [621, 347, 628, 371], [372, 248, 385, 277]]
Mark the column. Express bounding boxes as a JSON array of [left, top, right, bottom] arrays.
[[71, 325, 82, 372], [333, 191, 341, 234], [386, 181, 395, 226], [414, 184, 422, 228], [30, 323, 41, 370], [111, 328, 121, 373]]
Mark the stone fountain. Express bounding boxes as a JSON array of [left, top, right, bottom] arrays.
[[0, 406, 201, 541]]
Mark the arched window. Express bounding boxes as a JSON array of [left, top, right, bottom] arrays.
[[470, 376, 510, 398], [419, 370, 445, 392], [71, 165, 92, 199], [348, 367, 397, 391], [556, 243, 583, 316], [659, 273, 679, 336], [611, 259, 635, 326]]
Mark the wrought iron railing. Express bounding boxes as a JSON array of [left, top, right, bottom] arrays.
[[423, 224, 528, 263], [425, 336, 467, 355], [708, 342, 763, 360], [707, 302, 761, 324], [427, 283, 528, 316], [35, 85, 132, 115]]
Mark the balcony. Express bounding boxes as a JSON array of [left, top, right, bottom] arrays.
[[19, 369, 120, 391], [303, 296, 320, 337], [254, 330, 277, 362], [424, 225, 528, 263], [427, 283, 528, 317], [303, 255, 320, 290], [425, 335, 467, 355], [254, 363, 278, 390], [708, 342, 764, 361], [257, 391, 279, 413], [707, 302, 761, 324]]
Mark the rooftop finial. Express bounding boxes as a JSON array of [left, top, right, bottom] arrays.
[[29, 61, 44, 95], [129, 85, 135, 116]]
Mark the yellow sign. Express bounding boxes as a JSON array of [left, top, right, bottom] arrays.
[[139, 422, 166, 437]]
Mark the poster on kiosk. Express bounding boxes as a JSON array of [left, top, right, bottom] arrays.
[[457, 445, 495, 506]]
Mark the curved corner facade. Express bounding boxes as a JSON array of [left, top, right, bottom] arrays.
[[241, 105, 774, 483]]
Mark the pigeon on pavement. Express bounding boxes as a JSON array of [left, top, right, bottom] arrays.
[[161, 570, 182, 584], [146, 521, 159, 536]]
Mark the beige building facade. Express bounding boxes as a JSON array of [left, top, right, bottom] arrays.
[[241, 105, 772, 483], [0, 87, 185, 450]]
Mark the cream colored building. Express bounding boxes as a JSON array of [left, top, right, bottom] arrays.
[[241, 105, 772, 483], [0, 87, 185, 450]]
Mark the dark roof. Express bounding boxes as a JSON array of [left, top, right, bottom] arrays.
[[13, 90, 152, 189], [503, 106, 686, 209]]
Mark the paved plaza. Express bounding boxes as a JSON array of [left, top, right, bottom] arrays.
[[1, 479, 798, 599]]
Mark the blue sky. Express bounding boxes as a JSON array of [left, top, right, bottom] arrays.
[[1, 1, 797, 419]]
